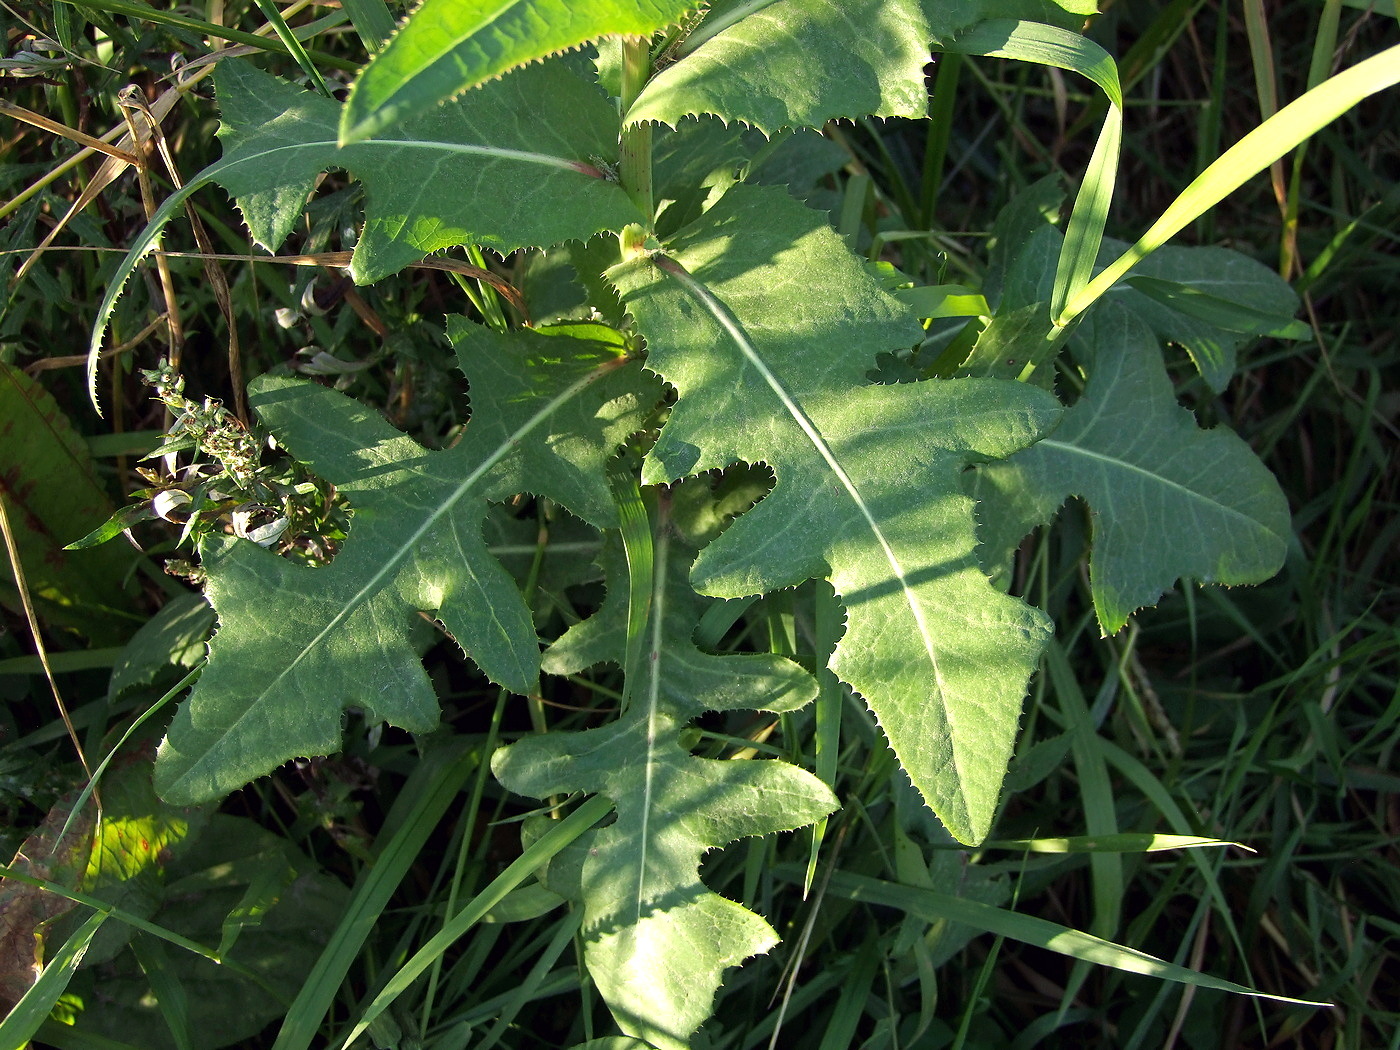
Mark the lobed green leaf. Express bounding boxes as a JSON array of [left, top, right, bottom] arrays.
[[971, 303, 1291, 634], [89, 58, 640, 408], [981, 187, 1301, 388], [341, 0, 701, 142], [216, 60, 640, 283], [544, 505, 819, 718], [1098, 239, 1301, 390], [155, 323, 659, 803], [629, 0, 1097, 133], [496, 499, 832, 1048], [610, 186, 1062, 844]]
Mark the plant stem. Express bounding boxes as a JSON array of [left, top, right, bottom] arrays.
[[619, 37, 654, 222]]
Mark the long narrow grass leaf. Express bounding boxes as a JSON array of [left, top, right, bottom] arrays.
[[0, 910, 106, 1049], [944, 20, 1123, 322], [33, 1019, 145, 1050], [1045, 639, 1123, 938], [807, 868, 1324, 1006], [0, 865, 220, 963], [271, 742, 479, 1050], [473, 909, 584, 1050], [982, 833, 1248, 853], [129, 937, 194, 1050], [340, 0, 396, 51], [249, 0, 331, 96], [609, 466, 654, 713], [1063, 41, 1400, 321], [338, 795, 615, 1049], [894, 285, 990, 319], [58, 0, 358, 70]]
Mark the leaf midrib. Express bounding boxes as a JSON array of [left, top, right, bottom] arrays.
[[1038, 438, 1283, 538], [653, 255, 961, 798], [245, 137, 590, 173], [634, 528, 671, 925], [167, 364, 616, 797], [90, 138, 595, 406], [343, 0, 528, 138]]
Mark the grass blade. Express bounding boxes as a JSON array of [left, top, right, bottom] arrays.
[[609, 465, 654, 714], [1062, 41, 1400, 323], [340, 0, 396, 51], [32, 1019, 144, 1050], [921, 51, 963, 228], [0, 910, 107, 1049], [129, 936, 194, 1050], [271, 741, 479, 1050], [249, 0, 332, 97], [807, 868, 1325, 1006], [59, 0, 358, 70], [981, 833, 1248, 853], [945, 19, 1123, 326], [337, 795, 615, 1049], [1043, 638, 1122, 1006], [0, 863, 263, 976]]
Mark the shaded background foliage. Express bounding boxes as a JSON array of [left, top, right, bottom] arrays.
[[1, 1, 1397, 1048]]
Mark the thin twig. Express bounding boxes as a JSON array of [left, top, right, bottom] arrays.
[[1163, 908, 1212, 1050], [0, 99, 140, 163], [24, 314, 169, 376], [120, 85, 249, 421], [11, 88, 183, 276], [117, 89, 186, 374], [0, 495, 100, 808]]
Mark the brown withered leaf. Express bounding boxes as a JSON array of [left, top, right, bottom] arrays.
[[0, 797, 94, 1010]]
